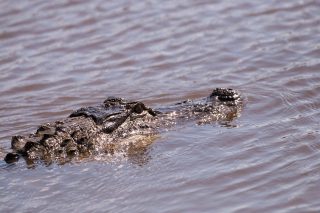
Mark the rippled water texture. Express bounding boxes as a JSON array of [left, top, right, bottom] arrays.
[[1, 0, 320, 212]]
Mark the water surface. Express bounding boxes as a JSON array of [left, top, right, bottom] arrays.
[[1, 0, 320, 212]]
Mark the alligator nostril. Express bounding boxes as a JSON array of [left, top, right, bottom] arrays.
[[134, 104, 143, 114]]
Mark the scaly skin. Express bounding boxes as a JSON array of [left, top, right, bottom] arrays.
[[4, 88, 245, 163]]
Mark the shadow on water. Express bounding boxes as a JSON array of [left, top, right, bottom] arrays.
[[196, 110, 241, 128]]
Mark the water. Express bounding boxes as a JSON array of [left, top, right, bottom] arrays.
[[1, 0, 320, 212]]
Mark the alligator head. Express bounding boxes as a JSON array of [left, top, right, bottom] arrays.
[[4, 88, 244, 164], [69, 96, 158, 133]]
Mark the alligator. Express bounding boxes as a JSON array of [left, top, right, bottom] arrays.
[[4, 88, 245, 164]]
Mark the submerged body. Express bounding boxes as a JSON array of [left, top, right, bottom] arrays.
[[4, 88, 245, 163]]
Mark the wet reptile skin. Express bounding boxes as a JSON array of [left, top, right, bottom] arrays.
[[5, 88, 245, 163]]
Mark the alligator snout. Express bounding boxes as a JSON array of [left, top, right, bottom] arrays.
[[210, 88, 240, 101]]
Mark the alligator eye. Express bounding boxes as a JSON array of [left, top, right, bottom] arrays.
[[134, 104, 143, 114]]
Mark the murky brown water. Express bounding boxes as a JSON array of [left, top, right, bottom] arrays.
[[1, 0, 320, 212]]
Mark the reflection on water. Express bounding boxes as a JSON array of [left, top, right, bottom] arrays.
[[1, 0, 320, 212]]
